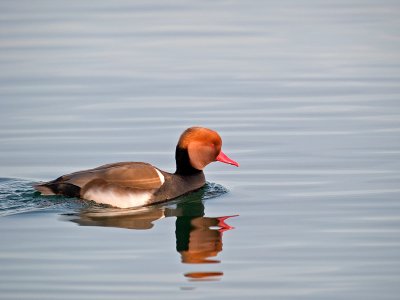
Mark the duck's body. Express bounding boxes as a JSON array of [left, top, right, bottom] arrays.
[[35, 162, 205, 208], [34, 127, 238, 208]]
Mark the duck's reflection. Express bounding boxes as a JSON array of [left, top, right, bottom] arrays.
[[176, 213, 234, 264], [65, 190, 236, 281]]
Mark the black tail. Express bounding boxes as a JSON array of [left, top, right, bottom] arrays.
[[34, 182, 81, 198]]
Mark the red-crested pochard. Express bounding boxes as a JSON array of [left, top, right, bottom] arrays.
[[34, 127, 239, 208]]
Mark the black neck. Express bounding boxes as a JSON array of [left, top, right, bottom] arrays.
[[175, 146, 202, 176]]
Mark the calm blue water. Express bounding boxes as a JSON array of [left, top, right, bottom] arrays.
[[1, 1, 400, 299]]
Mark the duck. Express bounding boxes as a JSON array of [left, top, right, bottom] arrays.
[[34, 127, 239, 208]]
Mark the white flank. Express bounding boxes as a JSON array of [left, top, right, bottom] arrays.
[[155, 168, 165, 185], [83, 189, 152, 208]]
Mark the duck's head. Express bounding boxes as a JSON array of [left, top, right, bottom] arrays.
[[175, 127, 239, 175]]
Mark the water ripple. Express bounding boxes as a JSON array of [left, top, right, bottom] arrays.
[[0, 178, 227, 217]]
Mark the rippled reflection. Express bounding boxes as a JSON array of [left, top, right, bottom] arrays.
[[63, 185, 237, 281]]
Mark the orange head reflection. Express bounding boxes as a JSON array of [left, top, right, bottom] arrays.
[[176, 215, 237, 264], [184, 271, 224, 281]]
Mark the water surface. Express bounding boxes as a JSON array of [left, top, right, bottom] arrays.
[[1, 0, 400, 299]]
